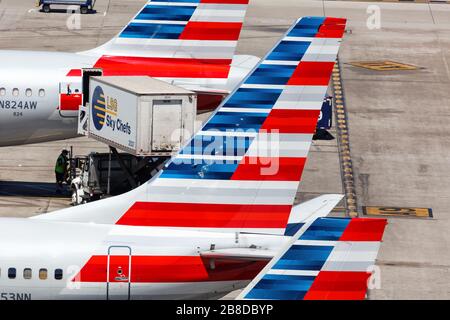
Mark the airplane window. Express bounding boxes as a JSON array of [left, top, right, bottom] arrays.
[[8, 268, 16, 279], [54, 269, 63, 280], [39, 268, 47, 280], [23, 268, 32, 280], [39, 89, 45, 97], [12, 88, 19, 97], [25, 88, 32, 97], [0, 88, 5, 96]]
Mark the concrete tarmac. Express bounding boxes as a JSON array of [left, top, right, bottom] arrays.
[[0, 0, 449, 299]]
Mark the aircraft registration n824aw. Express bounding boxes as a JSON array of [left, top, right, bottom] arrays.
[[0, 16, 388, 300], [0, 0, 258, 146]]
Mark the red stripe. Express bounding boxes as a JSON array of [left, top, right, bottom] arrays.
[[94, 56, 231, 78], [316, 17, 346, 39], [200, 0, 249, 4], [287, 61, 335, 86], [75, 255, 266, 283], [179, 22, 242, 41], [66, 69, 81, 77], [116, 202, 292, 228], [231, 157, 306, 181], [304, 271, 371, 300], [260, 109, 320, 134], [340, 218, 387, 242]]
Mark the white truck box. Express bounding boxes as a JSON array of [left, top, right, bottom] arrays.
[[87, 76, 196, 156]]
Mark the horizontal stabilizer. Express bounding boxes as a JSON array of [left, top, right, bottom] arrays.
[[200, 248, 276, 261]]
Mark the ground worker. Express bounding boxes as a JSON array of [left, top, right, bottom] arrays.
[[55, 149, 69, 194]]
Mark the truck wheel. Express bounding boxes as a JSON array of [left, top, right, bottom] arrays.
[[80, 6, 88, 14], [43, 4, 50, 13]]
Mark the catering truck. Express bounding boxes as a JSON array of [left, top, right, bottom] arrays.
[[36, 0, 95, 14], [85, 76, 197, 156], [72, 76, 197, 204]]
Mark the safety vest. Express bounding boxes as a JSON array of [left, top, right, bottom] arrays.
[[55, 155, 67, 174]]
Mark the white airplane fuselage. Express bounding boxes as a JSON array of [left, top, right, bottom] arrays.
[[0, 218, 286, 300], [0, 50, 257, 146]]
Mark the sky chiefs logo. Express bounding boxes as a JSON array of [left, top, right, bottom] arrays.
[[92, 86, 106, 131], [91, 85, 131, 135]]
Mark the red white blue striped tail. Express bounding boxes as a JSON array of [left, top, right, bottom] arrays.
[[81, 0, 250, 80], [111, 16, 347, 234], [238, 217, 388, 300]]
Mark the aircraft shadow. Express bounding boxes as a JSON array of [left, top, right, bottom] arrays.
[[0, 181, 70, 198]]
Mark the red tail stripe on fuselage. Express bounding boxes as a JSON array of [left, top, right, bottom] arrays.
[[116, 202, 292, 228], [74, 255, 267, 283], [92, 56, 232, 78]]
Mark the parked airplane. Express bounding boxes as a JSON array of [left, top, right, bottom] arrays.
[[0, 0, 259, 147], [0, 17, 387, 300]]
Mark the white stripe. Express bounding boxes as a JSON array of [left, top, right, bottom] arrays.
[[241, 84, 286, 90], [267, 269, 319, 277], [273, 100, 323, 110], [261, 60, 299, 66], [175, 154, 243, 161], [147, 1, 199, 6], [273, 85, 328, 110], [112, 38, 237, 47], [148, 178, 299, 205], [199, 130, 258, 138], [219, 107, 270, 113], [152, 178, 298, 190], [246, 133, 312, 158], [294, 240, 338, 246], [131, 19, 188, 25], [284, 36, 314, 42], [191, 6, 246, 23], [321, 242, 381, 272]]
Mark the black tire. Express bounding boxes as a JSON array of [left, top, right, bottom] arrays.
[[80, 6, 88, 14], [43, 4, 50, 13]]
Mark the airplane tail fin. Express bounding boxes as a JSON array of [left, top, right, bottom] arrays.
[[237, 217, 387, 300], [38, 16, 347, 235], [80, 0, 249, 77]]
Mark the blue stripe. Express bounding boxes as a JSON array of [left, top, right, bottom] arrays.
[[273, 245, 333, 270], [135, 5, 196, 21], [180, 135, 253, 156], [203, 112, 267, 131], [284, 223, 304, 236], [223, 88, 283, 109], [245, 64, 297, 85], [245, 288, 308, 300], [161, 161, 239, 180], [298, 16, 326, 27], [300, 217, 351, 241], [266, 41, 311, 61], [120, 23, 185, 39]]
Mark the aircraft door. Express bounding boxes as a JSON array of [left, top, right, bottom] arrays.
[[107, 246, 131, 300], [59, 81, 83, 117]]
